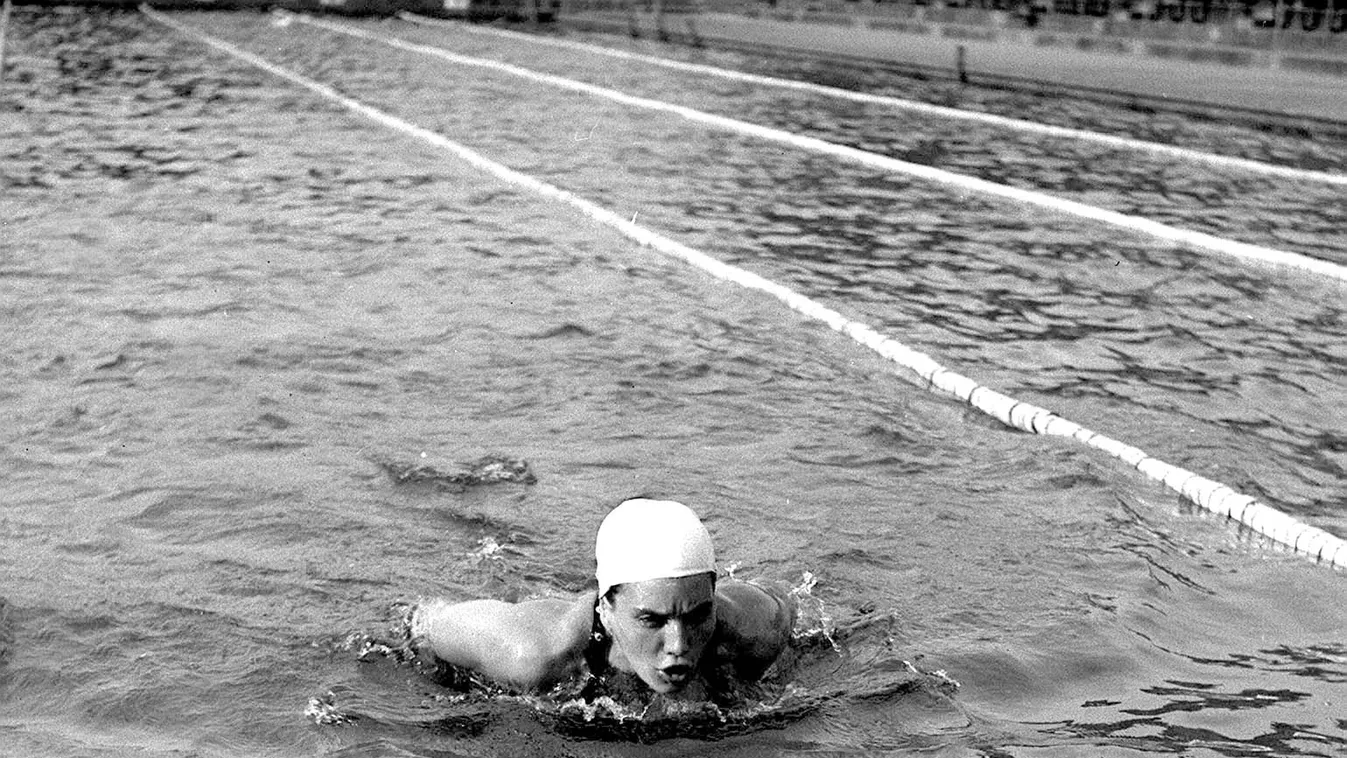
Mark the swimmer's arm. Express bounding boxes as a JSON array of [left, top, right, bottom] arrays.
[[411, 591, 596, 691], [714, 581, 797, 681]]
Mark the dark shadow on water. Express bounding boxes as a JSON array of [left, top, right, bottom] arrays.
[[971, 642, 1347, 757], [0, 596, 12, 669], [1043, 704, 1347, 757]]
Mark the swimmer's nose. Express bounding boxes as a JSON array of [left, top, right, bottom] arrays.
[[663, 619, 690, 656]]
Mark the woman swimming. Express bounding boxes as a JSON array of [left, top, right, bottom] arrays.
[[411, 498, 797, 698]]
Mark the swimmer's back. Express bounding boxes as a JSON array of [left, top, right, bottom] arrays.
[[712, 581, 797, 681]]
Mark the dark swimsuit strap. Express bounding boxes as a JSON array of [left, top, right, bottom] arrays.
[[584, 608, 611, 677]]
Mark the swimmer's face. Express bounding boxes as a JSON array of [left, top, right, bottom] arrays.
[[600, 573, 717, 694]]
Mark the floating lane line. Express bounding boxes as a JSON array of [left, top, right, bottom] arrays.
[[141, 6, 1347, 570], [295, 15, 1347, 284], [400, 11, 1347, 188]]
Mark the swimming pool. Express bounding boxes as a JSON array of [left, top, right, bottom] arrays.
[[0, 7, 1343, 756]]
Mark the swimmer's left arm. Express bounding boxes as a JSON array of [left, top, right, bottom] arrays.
[[409, 593, 594, 692], [714, 581, 797, 681]]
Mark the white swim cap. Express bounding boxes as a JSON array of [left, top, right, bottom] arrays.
[[595, 499, 715, 597]]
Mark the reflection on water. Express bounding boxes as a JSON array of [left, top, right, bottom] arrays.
[[0, 7, 1344, 758]]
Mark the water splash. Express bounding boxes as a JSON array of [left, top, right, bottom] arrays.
[[372, 454, 537, 493], [309, 593, 960, 742], [786, 570, 838, 650]]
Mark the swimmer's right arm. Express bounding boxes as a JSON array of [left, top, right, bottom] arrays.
[[411, 591, 596, 692]]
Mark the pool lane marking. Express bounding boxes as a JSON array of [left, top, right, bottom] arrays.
[[140, 7, 1347, 570], [400, 11, 1347, 188], [293, 15, 1347, 284]]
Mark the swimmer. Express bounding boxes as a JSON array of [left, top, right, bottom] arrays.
[[411, 498, 797, 697]]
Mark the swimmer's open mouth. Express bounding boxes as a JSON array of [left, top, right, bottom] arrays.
[[660, 664, 692, 685]]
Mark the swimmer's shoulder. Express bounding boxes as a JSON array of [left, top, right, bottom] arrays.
[[413, 589, 598, 693], [713, 580, 797, 681]]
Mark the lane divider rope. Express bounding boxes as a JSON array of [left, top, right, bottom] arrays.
[[141, 6, 1347, 570], [295, 14, 1347, 284], [399, 11, 1347, 188]]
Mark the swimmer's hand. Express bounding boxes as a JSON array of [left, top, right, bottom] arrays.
[[713, 581, 798, 681], [412, 590, 597, 693]]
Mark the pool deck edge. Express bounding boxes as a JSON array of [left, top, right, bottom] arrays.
[[561, 10, 1347, 132]]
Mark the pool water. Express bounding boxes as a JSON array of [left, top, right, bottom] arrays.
[[1, 7, 1344, 757]]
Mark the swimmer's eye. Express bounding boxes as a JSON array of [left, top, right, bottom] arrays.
[[633, 604, 712, 629]]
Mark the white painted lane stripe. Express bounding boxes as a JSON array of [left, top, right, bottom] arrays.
[[400, 11, 1347, 188], [296, 15, 1347, 283], [141, 7, 1347, 569]]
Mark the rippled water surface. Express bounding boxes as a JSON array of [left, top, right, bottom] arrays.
[[1, 7, 1344, 757]]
